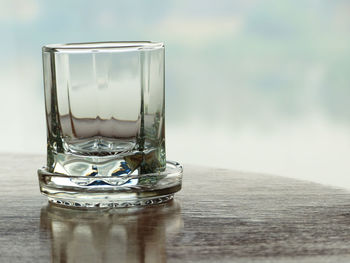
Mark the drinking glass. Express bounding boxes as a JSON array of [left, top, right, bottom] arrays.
[[38, 41, 182, 208]]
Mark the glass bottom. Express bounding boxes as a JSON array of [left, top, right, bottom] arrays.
[[38, 161, 182, 209]]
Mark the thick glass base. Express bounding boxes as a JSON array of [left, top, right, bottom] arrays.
[[38, 161, 182, 209]]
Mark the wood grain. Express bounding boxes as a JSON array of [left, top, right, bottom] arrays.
[[1, 154, 350, 262]]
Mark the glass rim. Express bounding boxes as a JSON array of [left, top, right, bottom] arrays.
[[42, 41, 164, 53]]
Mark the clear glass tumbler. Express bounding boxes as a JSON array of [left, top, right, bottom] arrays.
[[38, 42, 182, 208]]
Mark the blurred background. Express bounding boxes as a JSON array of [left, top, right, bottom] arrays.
[[0, 0, 349, 187]]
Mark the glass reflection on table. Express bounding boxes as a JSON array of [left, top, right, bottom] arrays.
[[40, 201, 182, 263]]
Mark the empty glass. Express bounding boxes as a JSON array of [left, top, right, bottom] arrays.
[[38, 42, 182, 208]]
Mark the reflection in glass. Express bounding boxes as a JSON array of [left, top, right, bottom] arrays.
[[40, 201, 182, 263]]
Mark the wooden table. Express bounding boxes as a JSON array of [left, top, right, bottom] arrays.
[[2, 154, 350, 262]]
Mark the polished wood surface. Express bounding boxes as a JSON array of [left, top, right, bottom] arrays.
[[2, 154, 350, 262]]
